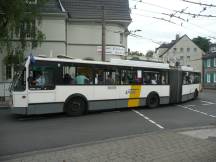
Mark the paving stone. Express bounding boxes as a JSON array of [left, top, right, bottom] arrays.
[[2, 130, 216, 162]]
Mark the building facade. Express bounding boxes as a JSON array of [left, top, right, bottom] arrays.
[[0, 0, 131, 82], [203, 44, 216, 89], [156, 35, 205, 76]]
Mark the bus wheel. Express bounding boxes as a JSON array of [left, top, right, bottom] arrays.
[[64, 97, 86, 116], [147, 93, 159, 108], [194, 90, 199, 99]]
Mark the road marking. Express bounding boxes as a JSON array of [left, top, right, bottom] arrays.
[[178, 105, 216, 118], [132, 110, 164, 129], [187, 105, 196, 107], [201, 100, 215, 106]]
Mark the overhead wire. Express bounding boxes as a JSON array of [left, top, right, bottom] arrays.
[[129, 0, 216, 42], [182, 0, 216, 8]]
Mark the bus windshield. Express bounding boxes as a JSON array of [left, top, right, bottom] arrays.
[[11, 66, 26, 92]]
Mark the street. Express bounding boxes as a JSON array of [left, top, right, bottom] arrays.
[[0, 90, 216, 158]]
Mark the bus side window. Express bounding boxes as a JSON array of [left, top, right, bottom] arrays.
[[62, 65, 75, 85], [29, 67, 55, 90], [75, 66, 93, 85]]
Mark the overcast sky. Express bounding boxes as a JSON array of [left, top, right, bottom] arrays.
[[128, 0, 216, 54]]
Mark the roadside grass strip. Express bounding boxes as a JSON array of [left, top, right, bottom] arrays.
[[132, 110, 164, 129], [178, 105, 216, 118]]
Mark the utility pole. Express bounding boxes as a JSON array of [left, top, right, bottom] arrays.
[[101, 6, 106, 61]]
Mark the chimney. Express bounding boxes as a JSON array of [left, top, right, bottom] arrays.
[[176, 34, 180, 40]]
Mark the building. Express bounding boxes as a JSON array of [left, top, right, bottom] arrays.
[[156, 35, 205, 76], [203, 44, 216, 89], [0, 0, 131, 82]]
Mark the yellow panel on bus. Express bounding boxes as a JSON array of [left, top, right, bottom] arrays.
[[128, 85, 142, 107]]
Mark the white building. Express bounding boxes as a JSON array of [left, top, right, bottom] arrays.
[[156, 35, 205, 74], [0, 0, 131, 82]]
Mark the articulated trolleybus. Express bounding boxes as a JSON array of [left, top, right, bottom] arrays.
[[10, 56, 201, 116]]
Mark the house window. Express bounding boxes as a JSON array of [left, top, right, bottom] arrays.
[[214, 58, 216, 67], [207, 73, 211, 83], [194, 48, 197, 52], [173, 48, 177, 52], [214, 73, 216, 83], [211, 46, 216, 52], [180, 48, 184, 52], [187, 56, 190, 60], [20, 21, 36, 38], [6, 65, 13, 80], [187, 48, 190, 52], [120, 33, 123, 45], [207, 59, 211, 67]]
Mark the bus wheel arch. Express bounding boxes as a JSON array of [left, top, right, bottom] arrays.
[[64, 94, 88, 116], [146, 92, 160, 108], [194, 89, 199, 99]]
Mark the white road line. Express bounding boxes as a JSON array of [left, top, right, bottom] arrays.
[[132, 110, 164, 129], [187, 105, 196, 107], [201, 100, 215, 106], [178, 105, 216, 118]]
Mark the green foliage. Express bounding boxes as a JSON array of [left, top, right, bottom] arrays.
[[192, 36, 211, 53], [0, 0, 47, 65], [3, 49, 24, 65]]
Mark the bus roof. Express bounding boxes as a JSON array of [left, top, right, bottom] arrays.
[[31, 56, 170, 70]]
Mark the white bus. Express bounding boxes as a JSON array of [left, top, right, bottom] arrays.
[[9, 56, 201, 116]]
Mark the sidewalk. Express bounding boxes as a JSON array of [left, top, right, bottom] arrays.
[[1, 127, 216, 162]]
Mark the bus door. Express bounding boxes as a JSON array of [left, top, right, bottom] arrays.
[[11, 67, 28, 108], [169, 69, 182, 104], [93, 69, 118, 110]]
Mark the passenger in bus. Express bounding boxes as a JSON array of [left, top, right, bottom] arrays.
[[144, 74, 151, 84], [106, 74, 114, 84], [161, 75, 166, 85], [34, 72, 45, 87], [63, 73, 73, 85], [75, 72, 89, 84], [151, 78, 157, 84]]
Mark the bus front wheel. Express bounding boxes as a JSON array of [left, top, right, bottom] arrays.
[[64, 97, 86, 116], [147, 93, 159, 108]]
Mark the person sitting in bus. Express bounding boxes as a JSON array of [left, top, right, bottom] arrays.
[[63, 73, 73, 85], [151, 76, 157, 85], [34, 72, 45, 87], [106, 74, 114, 85], [144, 74, 151, 84], [75, 72, 89, 85]]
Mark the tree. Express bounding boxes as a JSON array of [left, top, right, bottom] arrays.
[[192, 36, 211, 53], [145, 50, 154, 58], [0, 0, 47, 65]]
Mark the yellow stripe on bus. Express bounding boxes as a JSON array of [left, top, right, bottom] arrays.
[[128, 85, 142, 108]]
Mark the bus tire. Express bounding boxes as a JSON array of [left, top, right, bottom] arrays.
[[64, 97, 87, 116], [194, 89, 199, 99], [146, 92, 160, 108]]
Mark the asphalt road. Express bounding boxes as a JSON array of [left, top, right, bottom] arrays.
[[0, 90, 216, 157]]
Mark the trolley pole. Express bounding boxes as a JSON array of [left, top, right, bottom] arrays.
[[101, 6, 106, 61]]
